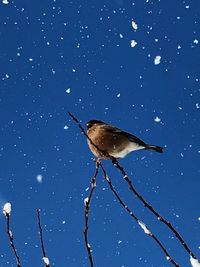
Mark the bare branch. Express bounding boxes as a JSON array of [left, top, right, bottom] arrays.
[[37, 209, 50, 267], [68, 112, 198, 261], [84, 160, 100, 267], [111, 159, 197, 260], [99, 163, 179, 267], [5, 213, 21, 267]]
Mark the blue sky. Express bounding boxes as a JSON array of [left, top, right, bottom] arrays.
[[0, 0, 199, 266]]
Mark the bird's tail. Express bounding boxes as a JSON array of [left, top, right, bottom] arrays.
[[145, 144, 163, 153]]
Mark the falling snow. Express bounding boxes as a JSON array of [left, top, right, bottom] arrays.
[[154, 55, 161, 65], [0, 1, 199, 267], [154, 116, 161, 123], [2, 0, 9, 4], [66, 88, 71, 94], [130, 40, 137, 48], [36, 174, 43, 183], [131, 20, 138, 30]]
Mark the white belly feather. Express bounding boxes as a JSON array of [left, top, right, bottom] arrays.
[[110, 142, 145, 158]]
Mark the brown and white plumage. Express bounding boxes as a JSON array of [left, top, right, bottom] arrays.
[[86, 120, 163, 159]]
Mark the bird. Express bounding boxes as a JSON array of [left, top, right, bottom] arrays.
[[86, 120, 163, 160]]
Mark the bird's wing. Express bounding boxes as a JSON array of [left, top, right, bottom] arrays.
[[104, 125, 147, 147], [119, 131, 147, 147]]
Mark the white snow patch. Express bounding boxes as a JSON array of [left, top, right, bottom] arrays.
[[66, 88, 71, 94], [36, 174, 43, 183], [154, 116, 161, 123], [3, 202, 11, 216], [42, 257, 50, 265], [190, 256, 200, 267], [2, 0, 9, 4], [154, 55, 161, 65], [131, 20, 138, 30], [138, 220, 151, 235], [84, 197, 89, 206], [130, 40, 137, 48]]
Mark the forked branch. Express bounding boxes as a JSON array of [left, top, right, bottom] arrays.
[[68, 112, 198, 262]]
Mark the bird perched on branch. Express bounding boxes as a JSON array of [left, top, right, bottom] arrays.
[[86, 120, 163, 160]]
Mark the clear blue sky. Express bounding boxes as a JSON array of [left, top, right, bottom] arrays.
[[0, 0, 199, 266]]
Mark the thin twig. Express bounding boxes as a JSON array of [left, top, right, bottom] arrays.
[[111, 159, 197, 260], [84, 160, 100, 267], [5, 214, 21, 267], [37, 209, 50, 267], [68, 112, 198, 261], [99, 163, 179, 267]]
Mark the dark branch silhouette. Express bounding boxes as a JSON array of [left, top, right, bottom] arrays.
[[84, 160, 100, 267], [99, 162, 179, 267], [111, 159, 197, 260], [37, 209, 50, 267], [68, 112, 198, 262], [5, 212, 21, 267]]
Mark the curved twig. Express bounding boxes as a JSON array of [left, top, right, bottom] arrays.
[[99, 163, 179, 267], [37, 209, 50, 267], [5, 214, 21, 267], [111, 159, 197, 260], [84, 160, 100, 267]]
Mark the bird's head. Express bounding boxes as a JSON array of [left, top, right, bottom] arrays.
[[86, 120, 105, 129]]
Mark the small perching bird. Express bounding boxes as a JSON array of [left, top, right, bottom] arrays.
[[86, 120, 163, 160]]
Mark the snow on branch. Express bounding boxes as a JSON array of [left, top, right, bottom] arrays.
[[3, 202, 22, 267], [138, 220, 152, 235], [99, 163, 179, 266], [68, 112, 200, 266], [83, 160, 100, 267], [37, 209, 51, 267], [111, 158, 199, 261], [190, 256, 200, 267]]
